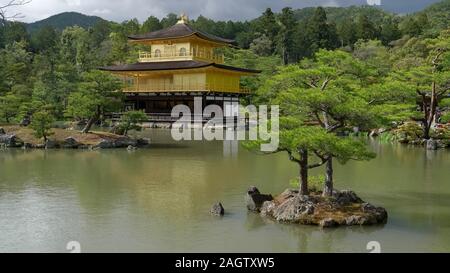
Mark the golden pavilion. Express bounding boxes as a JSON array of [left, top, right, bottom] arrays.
[[100, 14, 260, 115]]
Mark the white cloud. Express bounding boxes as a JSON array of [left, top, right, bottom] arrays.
[[66, 0, 81, 6], [92, 8, 111, 14], [366, 0, 381, 5]]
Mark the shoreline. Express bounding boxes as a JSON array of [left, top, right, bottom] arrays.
[[0, 125, 150, 150]]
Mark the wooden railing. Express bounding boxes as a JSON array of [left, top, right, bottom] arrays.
[[109, 112, 213, 123], [138, 50, 225, 63], [123, 82, 251, 94], [109, 112, 250, 124]]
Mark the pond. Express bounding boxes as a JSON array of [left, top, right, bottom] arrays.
[[0, 129, 449, 253]]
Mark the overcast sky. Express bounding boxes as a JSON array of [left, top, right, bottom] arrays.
[[4, 0, 443, 23]]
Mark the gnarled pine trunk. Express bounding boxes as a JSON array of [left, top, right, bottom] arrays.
[[299, 149, 309, 196], [323, 157, 334, 197], [82, 107, 100, 134]]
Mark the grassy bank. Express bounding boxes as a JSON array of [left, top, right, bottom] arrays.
[[1, 125, 127, 147]]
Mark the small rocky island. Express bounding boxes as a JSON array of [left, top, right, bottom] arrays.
[[0, 126, 149, 150], [246, 187, 388, 228]]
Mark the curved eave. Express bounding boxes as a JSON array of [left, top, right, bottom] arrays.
[[212, 64, 261, 75], [128, 33, 235, 47], [99, 61, 261, 75]]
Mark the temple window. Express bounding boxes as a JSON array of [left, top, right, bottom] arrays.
[[179, 47, 187, 56], [154, 49, 161, 57]]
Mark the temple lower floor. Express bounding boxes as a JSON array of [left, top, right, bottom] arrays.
[[123, 92, 242, 114]]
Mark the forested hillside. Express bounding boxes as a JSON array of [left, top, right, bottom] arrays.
[[416, 0, 450, 35], [26, 12, 106, 33]]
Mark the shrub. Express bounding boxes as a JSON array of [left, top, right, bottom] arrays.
[[116, 110, 147, 136], [30, 111, 55, 141], [440, 112, 450, 124], [290, 175, 326, 193], [395, 122, 424, 142], [431, 125, 450, 140]]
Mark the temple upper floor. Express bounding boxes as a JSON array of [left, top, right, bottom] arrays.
[[128, 14, 232, 64], [100, 14, 261, 96], [137, 42, 224, 63]]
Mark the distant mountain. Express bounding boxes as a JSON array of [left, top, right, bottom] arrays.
[[26, 12, 106, 32]]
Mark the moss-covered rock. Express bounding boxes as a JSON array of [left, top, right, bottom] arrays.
[[257, 189, 388, 228]]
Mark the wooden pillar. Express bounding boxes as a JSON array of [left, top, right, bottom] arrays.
[[136, 74, 140, 92]]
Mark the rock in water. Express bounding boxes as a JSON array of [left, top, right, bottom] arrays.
[[319, 218, 338, 228], [22, 143, 33, 149], [210, 202, 225, 216], [0, 134, 23, 148], [136, 138, 150, 147], [94, 139, 114, 149], [247, 186, 260, 195], [63, 137, 79, 149], [0, 128, 5, 135], [246, 186, 273, 212], [127, 145, 137, 151], [362, 203, 388, 224], [369, 129, 379, 138], [114, 137, 137, 148], [426, 139, 438, 150], [45, 139, 58, 149]]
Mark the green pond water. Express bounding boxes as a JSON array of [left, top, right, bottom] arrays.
[[0, 129, 449, 253]]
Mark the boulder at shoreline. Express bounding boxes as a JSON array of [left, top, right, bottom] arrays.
[[0, 134, 23, 148]]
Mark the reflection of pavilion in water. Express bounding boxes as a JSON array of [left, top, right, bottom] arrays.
[[223, 140, 239, 158]]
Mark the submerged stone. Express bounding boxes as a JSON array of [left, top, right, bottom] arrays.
[[246, 186, 273, 212], [210, 202, 225, 216], [426, 139, 438, 150], [127, 145, 137, 151]]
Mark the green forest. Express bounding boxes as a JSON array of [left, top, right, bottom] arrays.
[[0, 0, 449, 149]]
